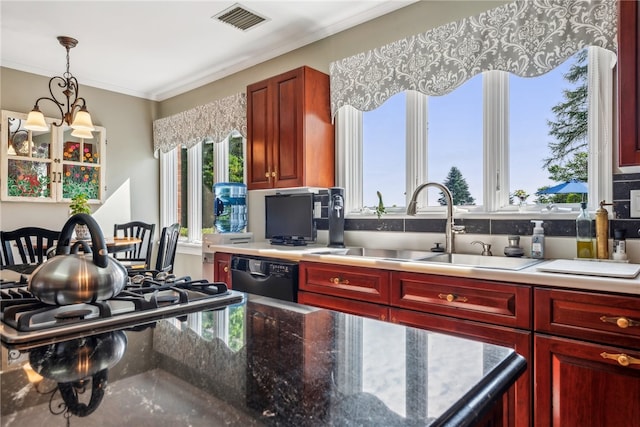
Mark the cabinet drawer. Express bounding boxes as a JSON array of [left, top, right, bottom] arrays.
[[299, 262, 390, 304], [391, 272, 531, 329], [535, 288, 640, 349], [298, 291, 389, 321]]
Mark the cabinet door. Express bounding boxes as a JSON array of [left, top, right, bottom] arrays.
[[391, 308, 532, 427], [59, 124, 106, 202], [534, 288, 640, 349], [300, 261, 391, 305], [618, 0, 640, 166], [535, 334, 640, 427], [246, 80, 272, 189], [1, 110, 106, 203], [272, 68, 304, 188], [391, 271, 531, 329], [298, 291, 389, 321], [2, 110, 56, 201], [214, 252, 232, 285]]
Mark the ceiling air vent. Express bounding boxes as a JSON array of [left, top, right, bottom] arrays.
[[213, 4, 268, 31]]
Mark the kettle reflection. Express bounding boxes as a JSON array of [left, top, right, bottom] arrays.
[[27, 331, 127, 418]]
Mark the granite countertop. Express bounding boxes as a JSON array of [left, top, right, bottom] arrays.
[[1, 295, 525, 426], [209, 242, 640, 296]]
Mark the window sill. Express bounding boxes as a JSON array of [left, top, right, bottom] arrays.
[[177, 241, 202, 256], [346, 209, 581, 221]]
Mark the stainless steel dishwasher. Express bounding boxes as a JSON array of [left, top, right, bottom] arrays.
[[230, 255, 299, 302]]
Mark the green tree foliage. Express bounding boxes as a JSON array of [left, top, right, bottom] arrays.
[[440, 166, 475, 206], [539, 49, 588, 203]]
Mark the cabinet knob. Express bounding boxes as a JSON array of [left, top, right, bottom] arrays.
[[600, 351, 640, 367], [600, 315, 639, 329], [438, 293, 468, 303], [223, 266, 229, 273], [330, 277, 349, 286]]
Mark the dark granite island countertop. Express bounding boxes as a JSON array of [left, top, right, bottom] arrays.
[[1, 295, 525, 426]]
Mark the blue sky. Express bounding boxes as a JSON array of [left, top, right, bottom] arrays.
[[362, 57, 576, 208]]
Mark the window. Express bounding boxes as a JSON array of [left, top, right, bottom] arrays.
[[162, 132, 245, 243], [1, 110, 106, 203], [344, 47, 613, 215]]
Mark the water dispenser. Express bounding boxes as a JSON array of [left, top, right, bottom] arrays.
[[214, 182, 247, 233]]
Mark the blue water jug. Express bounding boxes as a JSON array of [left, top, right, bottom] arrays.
[[214, 182, 247, 233]]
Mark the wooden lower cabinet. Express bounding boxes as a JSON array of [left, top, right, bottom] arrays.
[[299, 261, 390, 305], [298, 291, 389, 321], [214, 252, 232, 285], [390, 308, 531, 427], [534, 288, 640, 427], [534, 334, 640, 427], [297, 262, 640, 426]]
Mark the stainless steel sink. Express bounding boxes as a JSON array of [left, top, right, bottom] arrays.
[[415, 253, 542, 271], [319, 247, 436, 261], [314, 247, 542, 270]]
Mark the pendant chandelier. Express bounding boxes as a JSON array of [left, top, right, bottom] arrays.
[[24, 36, 95, 139]]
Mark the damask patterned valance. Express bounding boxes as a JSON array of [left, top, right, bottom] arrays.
[[153, 92, 247, 154], [330, 0, 618, 118]]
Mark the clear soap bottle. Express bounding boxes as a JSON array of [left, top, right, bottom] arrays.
[[576, 202, 593, 258]]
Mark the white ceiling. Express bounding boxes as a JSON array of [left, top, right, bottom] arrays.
[[1, 1, 415, 101]]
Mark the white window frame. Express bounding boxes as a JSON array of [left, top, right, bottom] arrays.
[[160, 133, 245, 245], [338, 47, 614, 216]]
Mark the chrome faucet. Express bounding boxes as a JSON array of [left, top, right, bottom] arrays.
[[406, 182, 464, 254]]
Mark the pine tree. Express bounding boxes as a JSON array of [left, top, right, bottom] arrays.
[[543, 49, 588, 180], [440, 166, 475, 205]]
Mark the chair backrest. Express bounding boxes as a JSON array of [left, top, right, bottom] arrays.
[[155, 223, 180, 273], [0, 227, 60, 265], [113, 221, 156, 269]]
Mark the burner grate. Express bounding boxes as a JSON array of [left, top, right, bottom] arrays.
[[1, 275, 232, 334]]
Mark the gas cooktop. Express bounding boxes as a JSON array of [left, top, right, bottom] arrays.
[[0, 271, 243, 347]]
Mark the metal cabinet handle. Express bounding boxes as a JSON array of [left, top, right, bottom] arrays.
[[600, 352, 640, 367], [223, 266, 229, 273], [438, 293, 468, 303], [51, 172, 57, 183], [330, 277, 349, 285], [600, 315, 639, 329]]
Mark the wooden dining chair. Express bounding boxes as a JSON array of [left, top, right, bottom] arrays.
[[154, 223, 180, 273], [0, 227, 60, 265], [113, 221, 156, 270]]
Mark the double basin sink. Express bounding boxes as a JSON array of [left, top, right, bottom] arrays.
[[317, 247, 542, 271]]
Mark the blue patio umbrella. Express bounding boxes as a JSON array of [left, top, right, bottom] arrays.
[[537, 179, 588, 195]]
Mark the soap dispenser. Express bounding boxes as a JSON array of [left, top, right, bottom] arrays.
[[530, 220, 545, 259]]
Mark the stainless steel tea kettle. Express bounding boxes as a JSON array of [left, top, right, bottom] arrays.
[[29, 213, 128, 305]]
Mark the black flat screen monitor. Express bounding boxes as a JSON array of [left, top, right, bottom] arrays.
[[265, 193, 315, 245]]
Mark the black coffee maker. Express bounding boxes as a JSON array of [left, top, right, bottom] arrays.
[[328, 187, 345, 248]]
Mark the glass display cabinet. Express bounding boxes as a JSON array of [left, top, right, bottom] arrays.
[[1, 110, 106, 203]]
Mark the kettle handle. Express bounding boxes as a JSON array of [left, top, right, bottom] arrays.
[[56, 213, 109, 268]]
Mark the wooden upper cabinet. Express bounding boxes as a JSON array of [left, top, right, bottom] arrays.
[[246, 66, 335, 189], [618, 0, 640, 166]]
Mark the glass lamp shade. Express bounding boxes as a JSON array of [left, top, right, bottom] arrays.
[[71, 108, 95, 131], [24, 109, 49, 131], [71, 127, 94, 139]]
